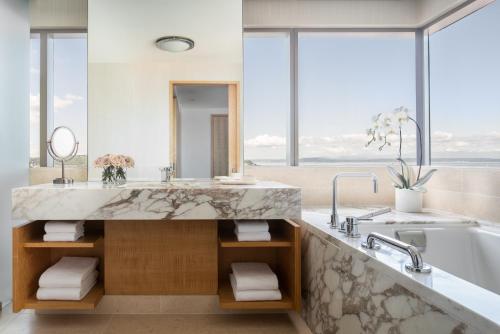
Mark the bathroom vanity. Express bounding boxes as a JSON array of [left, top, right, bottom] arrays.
[[10, 181, 301, 313]]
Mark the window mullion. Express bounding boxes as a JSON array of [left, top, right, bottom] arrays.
[[415, 29, 427, 166], [39, 32, 49, 167], [288, 29, 299, 166]]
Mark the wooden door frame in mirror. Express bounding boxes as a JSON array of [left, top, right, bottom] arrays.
[[169, 81, 241, 177]]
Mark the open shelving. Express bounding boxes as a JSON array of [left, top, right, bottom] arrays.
[[24, 283, 104, 310], [12, 220, 105, 312], [217, 219, 301, 311]]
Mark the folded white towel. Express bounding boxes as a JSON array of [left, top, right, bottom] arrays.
[[43, 231, 84, 242], [231, 262, 279, 291], [234, 229, 271, 242], [234, 220, 269, 233], [39, 257, 99, 288], [230, 274, 281, 301], [36, 275, 97, 301], [45, 220, 85, 233]]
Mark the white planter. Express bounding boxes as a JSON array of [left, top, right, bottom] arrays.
[[395, 188, 423, 213]]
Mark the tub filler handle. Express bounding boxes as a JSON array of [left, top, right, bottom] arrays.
[[361, 232, 432, 273]]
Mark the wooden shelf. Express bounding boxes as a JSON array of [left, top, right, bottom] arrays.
[[24, 283, 104, 310], [219, 232, 292, 248], [218, 281, 293, 310], [23, 235, 103, 248]]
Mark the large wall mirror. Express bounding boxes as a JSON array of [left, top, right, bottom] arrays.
[[88, 0, 242, 180]]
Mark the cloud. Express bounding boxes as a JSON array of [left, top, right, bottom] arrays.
[[245, 129, 500, 162], [54, 94, 84, 110], [245, 134, 286, 147]]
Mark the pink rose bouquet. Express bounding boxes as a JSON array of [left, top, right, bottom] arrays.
[[94, 154, 134, 185]]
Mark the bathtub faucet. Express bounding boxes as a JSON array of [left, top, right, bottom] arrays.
[[330, 172, 378, 230]]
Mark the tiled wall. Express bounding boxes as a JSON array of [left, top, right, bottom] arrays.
[[245, 166, 395, 208], [422, 166, 500, 224], [246, 165, 500, 224]]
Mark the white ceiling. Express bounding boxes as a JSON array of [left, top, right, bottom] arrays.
[[88, 0, 242, 63], [175, 85, 228, 110]]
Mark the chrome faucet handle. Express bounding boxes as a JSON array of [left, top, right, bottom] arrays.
[[345, 216, 361, 238], [329, 213, 337, 229]]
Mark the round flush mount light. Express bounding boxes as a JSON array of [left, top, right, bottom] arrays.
[[155, 36, 195, 52]]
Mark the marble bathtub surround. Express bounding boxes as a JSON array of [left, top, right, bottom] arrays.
[[11, 181, 301, 221], [300, 210, 500, 334]]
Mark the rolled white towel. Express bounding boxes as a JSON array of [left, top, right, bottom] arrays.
[[37, 273, 98, 301], [39, 257, 99, 288], [234, 229, 271, 242], [45, 220, 85, 233], [231, 262, 279, 291], [43, 231, 84, 242], [234, 220, 269, 233], [230, 274, 281, 301]]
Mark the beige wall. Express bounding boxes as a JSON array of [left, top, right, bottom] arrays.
[[422, 166, 500, 223], [243, 0, 417, 28], [245, 166, 394, 208], [30, 0, 87, 29], [243, 0, 470, 28], [29, 167, 87, 185], [246, 165, 500, 224]]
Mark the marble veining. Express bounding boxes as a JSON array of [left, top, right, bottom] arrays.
[[301, 229, 478, 334], [300, 210, 500, 334], [11, 181, 301, 222]]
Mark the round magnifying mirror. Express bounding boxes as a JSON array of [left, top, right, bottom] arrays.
[[47, 126, 79, 184], [50, 127, 77, 159]]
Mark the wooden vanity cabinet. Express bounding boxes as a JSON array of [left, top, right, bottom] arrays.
[[12, 219, 301, 312]]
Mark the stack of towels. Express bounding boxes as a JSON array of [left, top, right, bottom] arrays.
[[230, 262, 282, 301], [43, 220, 85, 242], [234, 220, 270, 241], [36, 257, 99, 301]]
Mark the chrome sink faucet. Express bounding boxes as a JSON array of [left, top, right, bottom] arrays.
[[329, 172, 378, 229]]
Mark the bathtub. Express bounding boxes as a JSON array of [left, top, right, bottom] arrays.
[[302, 208, 500, 332], [356, 223, 500, 295]]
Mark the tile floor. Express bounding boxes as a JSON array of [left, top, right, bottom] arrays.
[[0, 306, 299, 334]]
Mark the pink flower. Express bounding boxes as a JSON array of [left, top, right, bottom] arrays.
[[124, 156, 135, 168], [110, 154, 123, 167]]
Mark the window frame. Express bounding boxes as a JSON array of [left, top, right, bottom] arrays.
[[30, 28, 87, 168], [244, 0, 497, 167], [244, 28, 420, 166], [422, 0, 495, 166]]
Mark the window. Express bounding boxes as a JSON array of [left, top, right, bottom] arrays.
[[298, 32, 416, 165], [29, 32, 87, 168], [30, 34, 40, 166], [428, 1, 500, 165], [243, 32, 290, 166]]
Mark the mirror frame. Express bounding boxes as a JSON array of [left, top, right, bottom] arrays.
[[169, 81, 241, 177]]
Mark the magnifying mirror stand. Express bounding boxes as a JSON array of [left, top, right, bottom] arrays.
[[53, 160, 74, 184], [47, 127, 80, 185]]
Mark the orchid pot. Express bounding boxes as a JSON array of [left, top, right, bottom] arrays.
[[366, 107, 437, 213], [395, 188, 423, 213]]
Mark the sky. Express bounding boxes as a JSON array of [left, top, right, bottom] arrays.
[[429, 1, 500, 161], [30, 35, 87, 159], [244, 1, 500, 165]]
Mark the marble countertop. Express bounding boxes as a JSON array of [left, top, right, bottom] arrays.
[[11, 180, 301, 222], [300, 208, 499, 333]]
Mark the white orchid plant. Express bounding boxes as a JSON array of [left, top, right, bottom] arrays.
[[366, 106, 437, 192]]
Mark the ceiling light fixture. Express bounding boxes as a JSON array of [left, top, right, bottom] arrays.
[[155, 36, 195, 52]]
